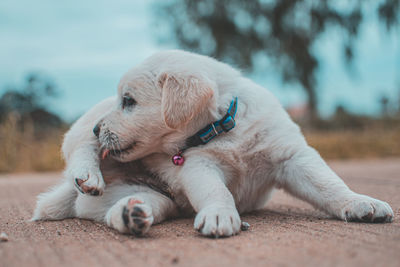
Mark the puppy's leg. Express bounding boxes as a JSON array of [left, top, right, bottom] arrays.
[[62, 97, 116, 196], [276, 146, 394, 223], [75, 184, 177, 235], [179, 156, 241, 237], [31, 180, 77, 221], [66, 145, 105, 196]]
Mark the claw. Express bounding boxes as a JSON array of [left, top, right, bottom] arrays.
[[74, 178, 102, 196], [74, 178, 85, 194]]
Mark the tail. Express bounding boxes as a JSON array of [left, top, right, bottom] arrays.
[[31, 179, 77, 221]]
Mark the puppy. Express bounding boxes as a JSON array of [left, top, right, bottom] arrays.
[[33, 50, 394, 237]]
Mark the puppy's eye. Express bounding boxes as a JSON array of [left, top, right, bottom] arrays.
[[122, 95, 137, 109]]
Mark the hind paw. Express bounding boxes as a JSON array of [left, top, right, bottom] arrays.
[[106, 197, 153, 235], [122, 198, 154, 235]]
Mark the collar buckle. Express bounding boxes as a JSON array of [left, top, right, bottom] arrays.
[[220, 114, 235, 132], [211, 122, 219, 136], [183, 97, 238, 152]]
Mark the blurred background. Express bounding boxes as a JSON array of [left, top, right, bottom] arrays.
[[0, 0, 399, 173]]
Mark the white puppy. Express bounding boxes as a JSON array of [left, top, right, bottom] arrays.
[[33, 50, 394, 237]]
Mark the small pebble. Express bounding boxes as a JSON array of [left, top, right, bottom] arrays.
[[241, 221, 250, 231], [57, 230, 61, 236], [0, 232, 9, 242], [171, 257, 179, 264]]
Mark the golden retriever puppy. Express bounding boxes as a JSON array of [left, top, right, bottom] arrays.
[[33, 50, 394, 237]]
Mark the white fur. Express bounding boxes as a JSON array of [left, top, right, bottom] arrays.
[[33, 50, 394, 237]]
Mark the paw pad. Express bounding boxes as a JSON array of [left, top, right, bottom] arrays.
[[122, 198, 153, 235]]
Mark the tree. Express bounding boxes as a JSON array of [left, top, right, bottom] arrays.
[[157, 0, 400, 122], [0, 73, 63, 135]]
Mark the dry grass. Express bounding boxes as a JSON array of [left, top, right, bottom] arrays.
[[305, 128, 400, 159], [1, 115, 400, 173], [0, 115, 65, 173]]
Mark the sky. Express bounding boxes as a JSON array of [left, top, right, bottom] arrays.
[[0, 0, 399, 121]]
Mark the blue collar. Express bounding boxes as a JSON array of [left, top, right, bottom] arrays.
[[172, 97, 238, 165], [184, 97, 238, 149]]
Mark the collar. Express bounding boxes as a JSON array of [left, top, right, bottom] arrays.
[[172, 97, 238, 165]]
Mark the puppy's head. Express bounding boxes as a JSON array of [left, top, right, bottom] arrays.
[[95, 56, 217, 162]]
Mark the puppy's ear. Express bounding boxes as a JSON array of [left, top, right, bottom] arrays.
[[158, 73, 214, 129]]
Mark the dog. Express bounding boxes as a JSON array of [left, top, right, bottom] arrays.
[[32, 50, 394, 237]]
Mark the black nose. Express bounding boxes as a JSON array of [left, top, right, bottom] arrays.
[[93, 124, 101, 138]]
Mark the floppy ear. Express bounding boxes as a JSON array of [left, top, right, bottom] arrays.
[[158, 72, 214, 129]]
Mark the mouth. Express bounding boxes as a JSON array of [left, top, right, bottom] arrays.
[[101, 143, 136, 159]]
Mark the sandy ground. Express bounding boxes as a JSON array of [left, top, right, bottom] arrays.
[[0, 159, 399, 267]]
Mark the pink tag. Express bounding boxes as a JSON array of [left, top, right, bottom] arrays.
[[172, 152, 185, 166]]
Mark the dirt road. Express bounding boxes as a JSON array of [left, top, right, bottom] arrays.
[[1, 159, 399, 267]]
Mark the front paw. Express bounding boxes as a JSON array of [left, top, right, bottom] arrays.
[[194, 206, 241, 237], [341, 195, 394, 223], [69, 167, 105, 196]]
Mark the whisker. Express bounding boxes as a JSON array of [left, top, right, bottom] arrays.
[[98, 130, 132, 160]]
